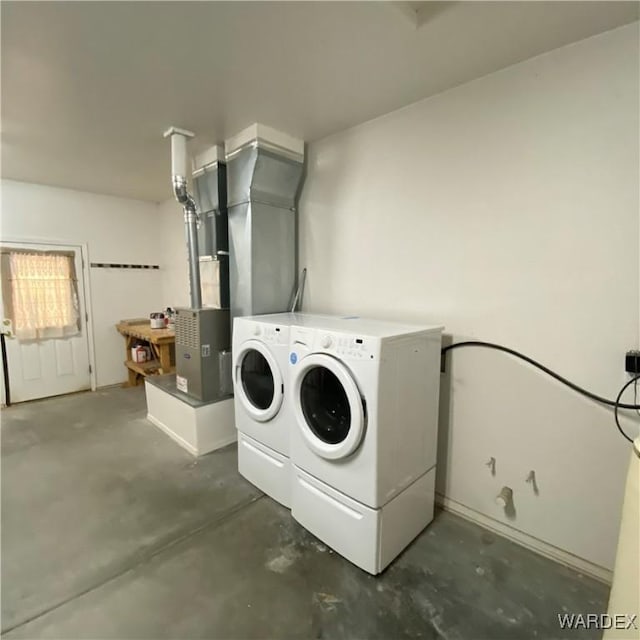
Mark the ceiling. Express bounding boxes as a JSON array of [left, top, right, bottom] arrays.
[[2, 1, 638, 202]]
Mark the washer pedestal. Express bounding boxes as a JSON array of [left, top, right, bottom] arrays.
[[145, 375, 236, 456], [292, 465, 436, 574]]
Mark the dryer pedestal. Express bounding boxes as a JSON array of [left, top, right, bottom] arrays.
[[238, 433, 291, 508], [292, 465, 436, 575], [233, 313, 299, 508]]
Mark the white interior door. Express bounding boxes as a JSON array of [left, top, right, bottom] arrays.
[[1, 242, 91, 403]]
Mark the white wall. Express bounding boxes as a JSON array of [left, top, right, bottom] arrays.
[[299, 23, 639, 574], [1, 180, 164, 387]]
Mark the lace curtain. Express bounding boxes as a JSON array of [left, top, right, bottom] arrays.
[[9, 252, 80, 340]]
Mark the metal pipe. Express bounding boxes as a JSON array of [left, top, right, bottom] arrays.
[[172, 175, 202, 309], [164, 128, 201, 309], [184, 204, 202, 309], [290, 267, 307, 312]]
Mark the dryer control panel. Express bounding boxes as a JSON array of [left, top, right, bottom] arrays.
[[289, 327, 380, 363], [252, 323, 288, 346], [266, 325, 287, 346], [316, 332, 376, 360]]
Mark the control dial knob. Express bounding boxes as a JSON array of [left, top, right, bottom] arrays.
[[320, 335, 333, 349]]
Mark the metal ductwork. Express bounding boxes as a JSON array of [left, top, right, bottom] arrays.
[[192, 150, 229, 309], [163, 126, 202, 309], [225, 125, 305, 319], [161, 125, 304, 404], [164, 132, 232, 403]]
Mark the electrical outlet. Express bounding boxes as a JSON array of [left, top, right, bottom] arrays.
[[625, 350, 640, 374]]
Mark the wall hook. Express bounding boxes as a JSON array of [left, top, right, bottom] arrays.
[[486, 457, 496, 476], [526, 470, 539, 496]]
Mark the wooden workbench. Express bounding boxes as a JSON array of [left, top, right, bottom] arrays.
[[116, 321, 176, 387]]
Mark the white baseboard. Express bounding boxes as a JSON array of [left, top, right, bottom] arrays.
[[436, 493, 613, 585], [147, 413, 198, 456], [200, 432, 237, 455]]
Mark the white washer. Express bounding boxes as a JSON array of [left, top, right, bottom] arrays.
[[233, 313, 299, 507], [288, 316, 443, 574]]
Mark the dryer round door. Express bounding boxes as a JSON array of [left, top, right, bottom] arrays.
[[234, 340, 283, 422], [292, 353, 365, 460]]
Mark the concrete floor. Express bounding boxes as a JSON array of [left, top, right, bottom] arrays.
[[2, 387, 609, 639]]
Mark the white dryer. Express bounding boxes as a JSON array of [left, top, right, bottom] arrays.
[[288, 316, 443, 574], [233, 312, 299, 508]]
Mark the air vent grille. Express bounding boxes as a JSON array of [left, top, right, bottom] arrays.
[[175, 311, 200, 349]]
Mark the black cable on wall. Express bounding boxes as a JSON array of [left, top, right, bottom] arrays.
[[442, 340, 638, 444], [1, 333, 10, 407]]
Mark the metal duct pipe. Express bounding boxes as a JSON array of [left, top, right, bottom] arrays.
[[225, 126, 305, 319], [192, 157, 229, 309], [176, 179, 202, 310], [164, 127, 201, 309]]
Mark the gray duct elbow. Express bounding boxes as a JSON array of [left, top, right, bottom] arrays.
[[171, 176, 196, 212]]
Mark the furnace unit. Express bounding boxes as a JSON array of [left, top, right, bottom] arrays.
[[174, 307, 231, 402]]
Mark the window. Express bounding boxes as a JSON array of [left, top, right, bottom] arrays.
[[300, 366, 351, 444], [240, 349, 275, 410], [3, 251, 80, 340]]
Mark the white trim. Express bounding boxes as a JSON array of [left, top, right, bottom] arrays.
[[146, 413, 198, 456], [0, 237, 97, 392], [78, 243, 97, 391], [225, 123, 304, 158], [192, 145, 224, 172], [202, 432, 238, 452], [436, 492, 613, 585], [1, 235, 86, 249]]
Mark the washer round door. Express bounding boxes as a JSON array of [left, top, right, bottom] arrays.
[[292, 353, 365, 460], [234, 340, 283, 422]]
